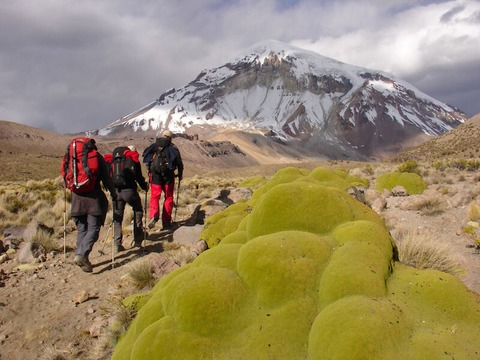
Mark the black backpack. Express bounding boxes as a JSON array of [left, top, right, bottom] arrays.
[[151, 147, 170, 177], [112, 146, 135, 188], [151, 138, 172, 177]]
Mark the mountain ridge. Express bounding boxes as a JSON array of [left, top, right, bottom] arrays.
[[91, 40, 466, 160]]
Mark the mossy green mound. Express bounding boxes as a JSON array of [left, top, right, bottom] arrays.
[[200, 202, 252, 248], [112, 167, 480, 360], [238, 175, 267, 189], [200, 166, 370, 248], [376, 171, 427, 194]]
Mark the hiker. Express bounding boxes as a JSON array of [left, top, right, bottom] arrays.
[[109, 145, 149, 252], [143, 130, 184, 230], [62, 138, 117, 273]]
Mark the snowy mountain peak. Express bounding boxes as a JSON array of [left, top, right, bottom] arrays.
[[94, 40, 467, 159]]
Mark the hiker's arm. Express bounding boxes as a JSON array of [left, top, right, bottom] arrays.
[[135, 161, 148, 191], [98, 155, 117, 199], [175, 149, 184, 181]]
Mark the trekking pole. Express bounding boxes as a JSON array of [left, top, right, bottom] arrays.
[[63, 187, 67, 261], [111, 199, 116, 268], [174, 179, 181, 223], [97, 222, 112, 256], [143, 187, 148, 248]]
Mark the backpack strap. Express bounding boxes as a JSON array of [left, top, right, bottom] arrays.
[[81, 139, 92, 177]]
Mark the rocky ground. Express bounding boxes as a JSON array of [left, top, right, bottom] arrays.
[[1, 167, 480, 360]]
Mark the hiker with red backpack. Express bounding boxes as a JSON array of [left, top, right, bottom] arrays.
[[61, 138, 117, 273], [106, 145, 148, 252], [142, 130, 184, 230]]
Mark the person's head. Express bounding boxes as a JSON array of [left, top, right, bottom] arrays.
[[128, 145, 136, 152], [156, 129, 173, 139]]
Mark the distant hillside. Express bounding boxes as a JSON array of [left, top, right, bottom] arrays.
[[0, 120, 72, 182], [0, 121, 320, 182], [393, 112, 480, 162]]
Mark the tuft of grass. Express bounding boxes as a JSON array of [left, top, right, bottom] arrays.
[[126, 260, 156, 290], [394, 226, 463, 276], [163, 243, 198, 266], [91, 295, 138, 360], [467, 201, 480, 221], [397, 160, 420, 174], [408, 196, 445, 215], [32, 228, 59, 253], [39, 345, 70, 360]]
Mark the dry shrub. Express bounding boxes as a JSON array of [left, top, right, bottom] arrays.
[[0, 179, 65, 228], [408, 196, 445, 215], [467, 201, 480, 221], [90, 295, 137, 360], [393, 226, 462, 276], [39, 345, 70, 360], [32, 228, 59, 253], [126, 260, 156, 290], [162, 242, 197, 266]]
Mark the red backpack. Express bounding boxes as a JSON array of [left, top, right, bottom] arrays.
[[61, 138, 99, 194]]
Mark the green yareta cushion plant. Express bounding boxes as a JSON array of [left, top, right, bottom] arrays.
[[112, 167, 480, 360], [375, 171, 427, 194]]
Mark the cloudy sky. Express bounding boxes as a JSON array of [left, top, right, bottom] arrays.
[[1, 0, 479, 134]]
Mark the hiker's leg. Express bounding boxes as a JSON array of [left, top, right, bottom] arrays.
[[125, 189, 144, 242], [113, 195, 126, 246], [83, 214, 102, 259], [161, 182, 175, 225], [149, 183, 161, 220], [74, 215, 88, 256]]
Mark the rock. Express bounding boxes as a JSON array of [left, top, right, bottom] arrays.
[[228, 187, 253, 203], [3, 226, 26, 240], [13, 264, 37, 272], [448, 191, 475, 207], [23, 220, 54, 242], [371, 197, 387, 213], [364, 189, 379, 206], [73, 290, 89, 305], [199, 199, 229, 219], [467, 221, 479, 228], [172, 225, 208, 255], [347, 186, 367, 204], [391, 186, 408, 197], [0, 253, 9, 264], [2, 226, 25, 250], [17, 242, 45, 264], [88, 316, 104, 338]]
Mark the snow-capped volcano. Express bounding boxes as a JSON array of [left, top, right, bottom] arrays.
[[93, 40, 466, 159]]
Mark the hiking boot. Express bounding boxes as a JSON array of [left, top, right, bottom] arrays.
[[147, 218, 158, 229], [115, 244, 125, 253], [162, 221, 172, 230], [74, 255, 93, 273], [132, 240, 143, 248]]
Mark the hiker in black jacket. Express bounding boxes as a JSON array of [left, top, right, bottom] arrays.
[[110, 145, 149, 252], [144, 130, 183, 230]]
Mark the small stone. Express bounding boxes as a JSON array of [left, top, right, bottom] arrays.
[[73, 290, 89, 305]]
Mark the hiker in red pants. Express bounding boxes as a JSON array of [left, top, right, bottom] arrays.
[[143, 130, 183, 230]]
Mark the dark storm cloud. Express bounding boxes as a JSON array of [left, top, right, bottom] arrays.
[[1, 0, 479, 134]]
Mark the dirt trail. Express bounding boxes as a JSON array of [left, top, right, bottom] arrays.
[[0, 227, 173, 360]]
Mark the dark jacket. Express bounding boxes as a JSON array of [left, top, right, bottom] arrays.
[[70, 154, 116, 225], [148, 139, 184, 185]]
